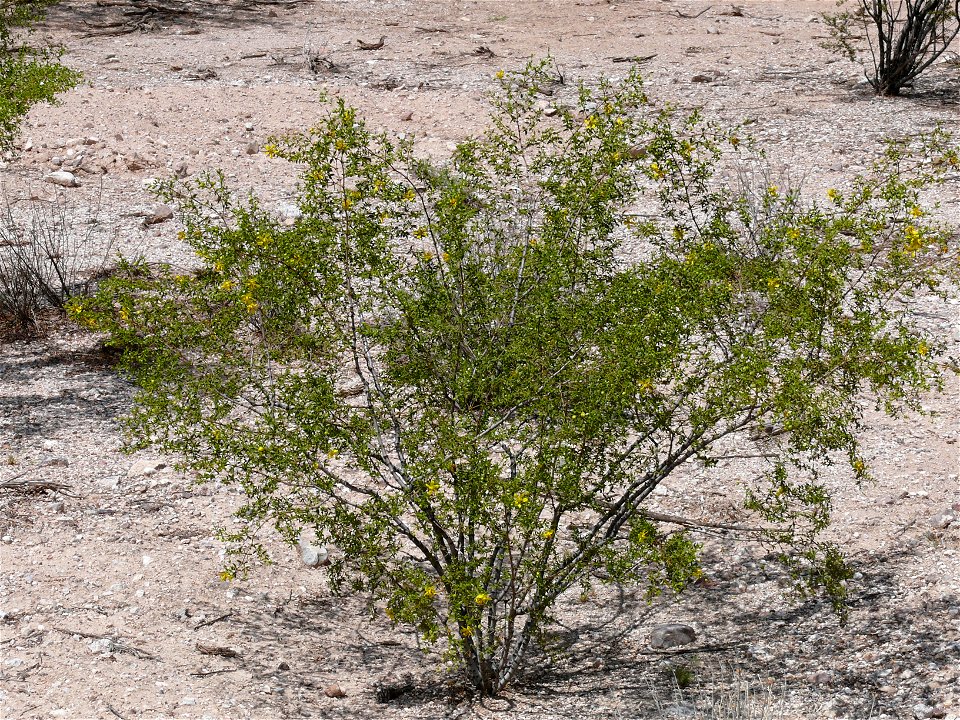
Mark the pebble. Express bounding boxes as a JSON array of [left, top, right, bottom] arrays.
[[324, 683, 346, 698], [245, 141, 259, 155], [931, 509, 956, 529], [127, 459, 167, 477], [649, 623, 696, 649], [144, 204, 174, 225], [41, 169, 76, 185], [297, 532, 328, 567], [399, 110, 413, 121]]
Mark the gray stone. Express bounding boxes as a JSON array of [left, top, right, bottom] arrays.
[[649, 623, 697, 649], [931, 509, 957, 529], [297, 532, 328, 567], [144, 204, 174, 225]]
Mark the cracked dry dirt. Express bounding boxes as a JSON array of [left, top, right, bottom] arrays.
[[0, 1, 958, 718]]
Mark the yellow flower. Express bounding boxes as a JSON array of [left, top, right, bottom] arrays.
[[219, 571, 233, 582], [327, 448, 339, 458], [513, 491, 529, 507], [767, 185, 779, 197], [461, 625, 473, 637], [442, 252, 450, 263], [584, 115, 599, 130], [904, 225, 924, 253], [263, 143, 278, 158], [414, 226, 428, 239], [475, 593, 491, 606], [426, 479, 440, 495], [917, 340, 929, 357], [909, 205, 923, 218], [424, 585, 437, 599], [649, 162, 664, 180], [422, 250, 434, 261], [638, 379, 653, 393], [214, 261, 224, 273], [787, 228, 801, 240], [245, 278, 258, 290], [241, 293, 258, 313], [495, 70, 505, 80], [852, 459, 865, 473], [119, 308, 130, 322], [767, 278, 780, 291], [541, 529, 555, 539], [342, 197, 353, 210], [827, 188, 841, 202], [335, 139, 347, 151], [220, 280, 234, 291], [404, 188, 416, 202], [257, 232, 272, 248]]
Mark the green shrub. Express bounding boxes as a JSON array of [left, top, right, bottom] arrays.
[[0, 0, 81, 151], [824, 0, 960, 96], [74, 61, 958, 695]]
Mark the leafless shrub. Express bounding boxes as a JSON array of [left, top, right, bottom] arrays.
[[824, 0, 960, 96], [0, 190, 117, 338]]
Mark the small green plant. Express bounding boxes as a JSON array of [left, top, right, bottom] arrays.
[[0, 0, 81, 151], [671, 662, 696, 690], [824, 0, 960, 96], [75, 61, 958, 695]]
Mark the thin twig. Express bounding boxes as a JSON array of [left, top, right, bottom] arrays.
[[190, 667, 239, 677], [105, 703, 128, 720], [193, 611, 233, 629]]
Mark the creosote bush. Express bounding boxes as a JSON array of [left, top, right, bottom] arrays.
[[0, 0, 80, 151], [74, 61, 959, 695], [824, 0, 960, 96]]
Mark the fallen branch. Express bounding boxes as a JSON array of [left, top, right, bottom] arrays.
[[190, 667, 239, 677], [611, 54, 657, 63], [196, 643, 242, 658], [677, 6, 712, 19], [193, 611, 233, 630], [53, 627, 156, 660], [0, 474, 76, 497]]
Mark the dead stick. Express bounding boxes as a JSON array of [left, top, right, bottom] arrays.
[[190, 667, 238, 677], [194, 611, 233, 630], [106, 704, 128, 720]]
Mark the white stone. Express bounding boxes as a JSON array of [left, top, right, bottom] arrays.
[[297, 532, 328, 567], [45, 171, 79, 187]]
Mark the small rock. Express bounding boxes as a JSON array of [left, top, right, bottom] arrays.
[[50, 502, 65, 513], [127, 458, 167, 477], [1, 535, 12, 544], [244, 122, 254, 131], [399, 110, 413, 121], [245, 141, 259, 155], [278, 661, 290, 671], [45, 170, 79, 187], [691, 74, 714, 83], [915, 704, 935, 720], [931, 509, 957, 529], [649, 623, 697, 649], [125, 152, 148, 171], [297, 532, 329, 567], [88, 637, 113, 654], [41, 457, 69, 468], [142, 555, 153, 567], [324, 683, 346, 698], [144, 204, 174, 225], [809, 670, 835, 685], [179, 697, 196, 707]]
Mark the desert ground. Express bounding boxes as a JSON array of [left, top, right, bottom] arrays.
[[0, 1, 958, 718]]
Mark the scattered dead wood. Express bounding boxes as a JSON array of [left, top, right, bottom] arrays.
[[190, 667, 239, 677], [676, 5, 712, 19], [53, 627, 156, 660], [193, 611, 233, 630], [611, 54, 657, 64], [0, 470, 76, 498], [196, 643, 242, 658]]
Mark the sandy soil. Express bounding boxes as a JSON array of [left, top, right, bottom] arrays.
[[1, 1, 958, 718]]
